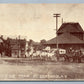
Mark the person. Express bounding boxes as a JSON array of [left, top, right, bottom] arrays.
[[66, 47, 73, 62], [77, 50, 82, 63], [74, 49, 81, 63], [55, 49, 59, 61]]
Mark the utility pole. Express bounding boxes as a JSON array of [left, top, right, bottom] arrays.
[[62, 18, 63, 24], [53, 14, 60, 50], [18, 35, 20, 58]]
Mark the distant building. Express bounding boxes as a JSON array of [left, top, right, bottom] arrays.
[[45, 22, 84, 49], [6, 38, 26, 57], [0, 36, 5, 57]]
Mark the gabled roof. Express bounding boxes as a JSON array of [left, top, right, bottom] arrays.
[[57, 22, 84, 34], [46, 33, 84, 44]]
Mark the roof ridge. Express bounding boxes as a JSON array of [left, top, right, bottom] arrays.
[[57, 22, 84, 33]]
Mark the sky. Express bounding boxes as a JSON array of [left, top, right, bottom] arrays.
[[0, 4, 84, 42]]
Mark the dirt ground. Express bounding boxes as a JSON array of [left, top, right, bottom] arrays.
[[0, 58, 84, 81]]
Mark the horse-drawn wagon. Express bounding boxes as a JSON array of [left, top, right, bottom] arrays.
[[25, 46, 84, 62]]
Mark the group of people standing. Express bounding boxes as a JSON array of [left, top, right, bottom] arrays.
[[65, 48, 83, 63], [25, 46, 84, 63]]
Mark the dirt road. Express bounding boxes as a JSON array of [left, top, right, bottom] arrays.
[[0, 58, 84, 81]]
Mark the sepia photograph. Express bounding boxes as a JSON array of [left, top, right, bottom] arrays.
[[0, 4, 84, 81]]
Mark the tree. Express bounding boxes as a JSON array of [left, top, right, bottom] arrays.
[[5, 37, 11, 57], [28, 39, 33, 47], [40, 39, 46, 44], [37, 39, 46, 50]]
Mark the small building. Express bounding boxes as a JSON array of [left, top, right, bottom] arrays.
[[6, 38, 26, 57]]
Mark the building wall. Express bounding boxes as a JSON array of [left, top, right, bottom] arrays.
[[45, 44, 84, 50], [11, 49, 19, 58]]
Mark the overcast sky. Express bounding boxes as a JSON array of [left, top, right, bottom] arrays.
[[0, 4, 84, 42]]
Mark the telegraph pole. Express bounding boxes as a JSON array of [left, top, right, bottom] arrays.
[[53, 14, 60, 50], [62, 18, 63, 24], [18, 35, 20, 58]]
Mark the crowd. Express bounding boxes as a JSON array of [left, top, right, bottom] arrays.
[[25, 46, 84, 63]]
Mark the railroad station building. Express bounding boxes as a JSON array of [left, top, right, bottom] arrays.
[[45, 22, 84, 50]]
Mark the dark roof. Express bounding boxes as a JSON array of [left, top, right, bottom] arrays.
[[57, 22, 84, 34], [46, 33, 84, 44]]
